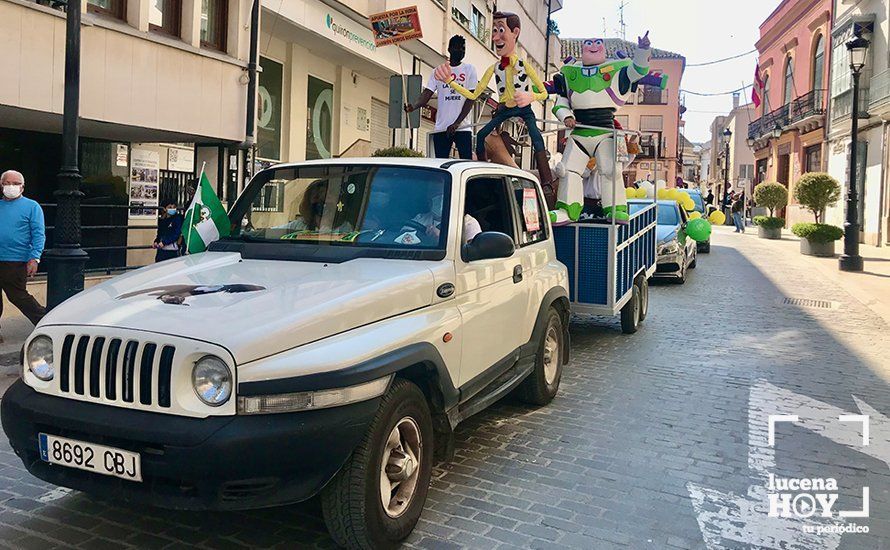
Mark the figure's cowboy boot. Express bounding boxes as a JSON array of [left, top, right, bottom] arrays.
[[536, 151, 558, 210]]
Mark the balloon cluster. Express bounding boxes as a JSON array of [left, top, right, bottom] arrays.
[[624, 187, 648, 199], [708, 210, 726, 225], [655, 188, 696, 212]]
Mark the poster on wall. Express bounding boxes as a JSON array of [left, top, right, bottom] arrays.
[[307, 76, 334, 160], [370, 6, 423, 47], [129, 148, 160, 219], [167, 147, 195, 172]]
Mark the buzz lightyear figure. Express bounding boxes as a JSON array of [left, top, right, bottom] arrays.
[[551, 32, 652, 224]]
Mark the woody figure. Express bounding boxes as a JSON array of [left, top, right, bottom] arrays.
[[434, 11, 555, 197]]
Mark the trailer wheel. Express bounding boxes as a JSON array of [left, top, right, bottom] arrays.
[[620, 283, 641, 334], [637, 276, 649, 322]]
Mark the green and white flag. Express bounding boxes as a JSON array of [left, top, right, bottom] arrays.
[[184, 167, 230, 254]]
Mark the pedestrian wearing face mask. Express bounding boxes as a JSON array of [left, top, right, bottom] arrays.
[[152, 203, 184, 262], [0, 170, 46, 342]]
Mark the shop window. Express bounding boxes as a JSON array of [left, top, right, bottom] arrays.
[[88, 0, 126, 20], [150, 0, 182, 36], [201, 0, 228, 52], [804, 144, 822, 173], [307, 76, 334, 160], [257, 57, 283, 161]]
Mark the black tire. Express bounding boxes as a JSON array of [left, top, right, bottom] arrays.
[[516, 307, 564, 406], [620, 282, 641, 334], [689, 249, 697, 269], [637, 276, 649, 322], [321, 379, 434, 550], [699, 240, 711, 254]]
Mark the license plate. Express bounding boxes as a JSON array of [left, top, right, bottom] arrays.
[[39, 433, 142, 482]]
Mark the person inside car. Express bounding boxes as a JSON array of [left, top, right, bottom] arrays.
[[406, 193, 482, 244]]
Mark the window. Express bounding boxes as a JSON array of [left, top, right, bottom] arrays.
[[615, 115, 629, 129], [87, 0, 126, 19], [804, 144, 822, 173], [201, 0, 227, 51], [783, 57, 794, 105], [257, 57, 283, 160], [812, 35, 825, 91], [470, 6, 487, 43], [307, 76, 334, 160], [510, 177, 548, 246], [464, 177, 515, 247], [150, 0, 181, 35], [238, 165, 451, 250], [738, 164, 754, 181], [640, 115, 663, 131], [639, 85, 666, 105]]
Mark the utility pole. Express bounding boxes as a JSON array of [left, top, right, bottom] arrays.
[[44, 0, 89, 309], [618, 1, 629, 41]]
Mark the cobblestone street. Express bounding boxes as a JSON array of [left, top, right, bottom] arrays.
[[1, 227, 889, 549]]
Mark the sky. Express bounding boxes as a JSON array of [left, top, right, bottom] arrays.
[[552, 0, 781, 144]]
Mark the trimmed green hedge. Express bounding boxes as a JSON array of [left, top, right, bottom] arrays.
[[371, 146, 424, 158], [754, 182, 788, 216], [753, 216, 785, 229], [791, 223, 844, 243]]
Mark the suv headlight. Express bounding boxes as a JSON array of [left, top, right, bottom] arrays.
[[27, 335, 54, 381], [658, 241, 679, 255], [192, 356, 233, 406]]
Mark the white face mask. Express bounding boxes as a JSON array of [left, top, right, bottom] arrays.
[[2, 185, 23, 199]]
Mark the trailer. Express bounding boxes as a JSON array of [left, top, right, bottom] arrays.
[[553, 203, 657, 333]]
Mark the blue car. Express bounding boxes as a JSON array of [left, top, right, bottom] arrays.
[[685, 189, 711, 254], [630, 199, 697, 284]]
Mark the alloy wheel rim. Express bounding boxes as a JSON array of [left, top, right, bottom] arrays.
[[543, 324, 560, 385], [380, 416, 422, 518]]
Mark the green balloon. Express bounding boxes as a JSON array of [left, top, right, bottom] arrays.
[[686, 218, 712, 242]]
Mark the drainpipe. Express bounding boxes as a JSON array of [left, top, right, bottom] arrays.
[[238, 0, 260, 151]]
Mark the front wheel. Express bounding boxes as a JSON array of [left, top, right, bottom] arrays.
[[321, 379, 434, 549], [516, 307, 564, 406]]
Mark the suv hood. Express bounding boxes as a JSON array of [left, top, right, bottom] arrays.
[[42, 253, 437, 364]]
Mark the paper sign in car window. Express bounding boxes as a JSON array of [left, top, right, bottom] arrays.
[[522, 188, 541, 232]]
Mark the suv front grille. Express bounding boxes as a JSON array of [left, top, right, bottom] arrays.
[[58, 335, 175, 409]]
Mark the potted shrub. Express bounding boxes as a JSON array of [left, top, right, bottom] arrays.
[[791, 223, 844, 257], [791, 172, 843, 256], [372, 146, 424, 157], [752, 182, 788, 239]]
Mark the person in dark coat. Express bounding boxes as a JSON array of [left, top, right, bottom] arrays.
[[153, 203, 184, 262]]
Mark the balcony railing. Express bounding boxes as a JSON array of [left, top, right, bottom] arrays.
[[789, 89, 826, 123], [747, 103, 790, 141]]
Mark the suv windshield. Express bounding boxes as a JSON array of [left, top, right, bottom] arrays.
[[232, 165, 451, 249]]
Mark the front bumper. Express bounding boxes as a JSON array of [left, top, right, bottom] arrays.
[[1, 380, 379, 510], [655, 249, 683, 277]]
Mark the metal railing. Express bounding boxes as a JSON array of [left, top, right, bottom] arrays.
[[789, 89, 826, 123], [748, 103, 790, 141]]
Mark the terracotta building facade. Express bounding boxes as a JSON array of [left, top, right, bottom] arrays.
[[748, 0, 832, 226]]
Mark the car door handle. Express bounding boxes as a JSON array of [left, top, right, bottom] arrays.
[[513, 265, 523, 284]]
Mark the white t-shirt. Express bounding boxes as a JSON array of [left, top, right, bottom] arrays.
[[426, 63, 478, 133]]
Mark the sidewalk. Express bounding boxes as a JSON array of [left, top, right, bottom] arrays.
[[723, 223, 890, 326]]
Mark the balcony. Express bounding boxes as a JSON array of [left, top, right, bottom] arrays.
[[868, 69, 890, 114], [830, 87, 870, 121], [788, 89, 826, 127], [747, 104, 790, 142]]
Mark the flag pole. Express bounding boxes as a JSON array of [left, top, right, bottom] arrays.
[[185, 162, 206, 255]]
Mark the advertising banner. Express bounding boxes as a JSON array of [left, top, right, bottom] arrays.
[[129, 148, 160, 219]]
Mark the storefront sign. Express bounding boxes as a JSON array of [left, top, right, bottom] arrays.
[[167, 147, 194, 172], [325, 13, 377, 52], [370, 7, 423, 47], [129, 148, 160, 219]]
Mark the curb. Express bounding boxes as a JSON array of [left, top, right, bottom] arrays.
[[0, 350, 21, 367]]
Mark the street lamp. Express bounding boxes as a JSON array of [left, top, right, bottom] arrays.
[[840, 34, 870, 272], [771, 124, 783, 139], [723, 128, 732, 210], [746, 137, 755, 148], [43, 0, 89, 308]]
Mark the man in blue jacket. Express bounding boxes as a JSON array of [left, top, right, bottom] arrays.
[[0, 170, 46, 342]]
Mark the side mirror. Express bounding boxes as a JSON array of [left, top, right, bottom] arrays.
[[462, 231, 515, 262]]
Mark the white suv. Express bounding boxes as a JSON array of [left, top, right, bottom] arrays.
[[2, 158, 570, 548]]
